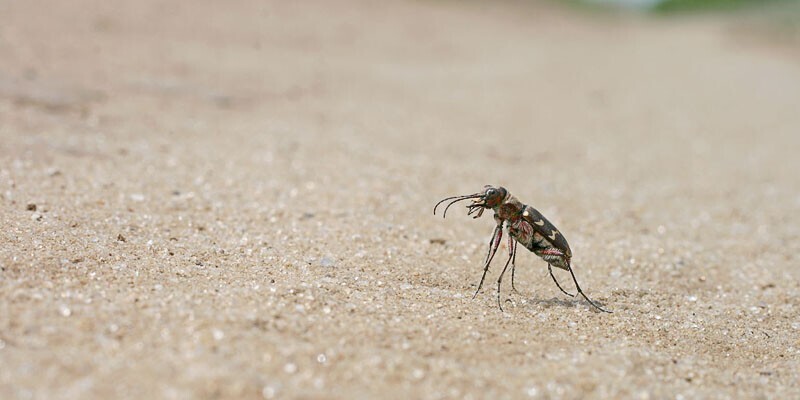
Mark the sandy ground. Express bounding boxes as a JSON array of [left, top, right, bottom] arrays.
[[1, 0, 799, 398]]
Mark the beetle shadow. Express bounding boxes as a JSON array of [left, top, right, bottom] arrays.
[[523, 295, 609, 312]]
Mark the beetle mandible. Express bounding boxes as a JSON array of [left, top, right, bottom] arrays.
[[434, 185, 611, 313]]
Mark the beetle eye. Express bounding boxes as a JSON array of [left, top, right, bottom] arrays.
[[486, 189, 495, 196]]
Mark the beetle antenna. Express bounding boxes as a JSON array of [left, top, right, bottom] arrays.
[[433, 193, 480, 215], [435, 194, 482, 218], [441, 197, 476, 218]]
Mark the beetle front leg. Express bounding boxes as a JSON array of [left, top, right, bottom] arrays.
[[472, 223, 502, 299], [495, 229, 515, 311], [480, 222, 500, 266]]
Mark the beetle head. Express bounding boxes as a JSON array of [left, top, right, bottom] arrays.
[[479, 185, 507, 208], [465, 185, 506, 218], [433, 185, 508, 219]]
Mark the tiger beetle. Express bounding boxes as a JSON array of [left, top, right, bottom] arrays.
[[434, 185, 611, 313]]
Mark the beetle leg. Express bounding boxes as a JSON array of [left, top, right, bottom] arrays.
[[509, 237, 521, 294], [473, 224, 502, 299], [566, 263, 612, 313], [495, 232, 515, 311], [548, 264, 575, 297]]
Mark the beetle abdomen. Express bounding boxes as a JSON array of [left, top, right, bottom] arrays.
[[510, 227, 571, 270], [532, 247, 571, 270], [508, 205, 573, 270]]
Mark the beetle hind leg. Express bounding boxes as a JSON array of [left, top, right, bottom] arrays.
[[548, 264, 576, 297], [566, 264, 612, 313]]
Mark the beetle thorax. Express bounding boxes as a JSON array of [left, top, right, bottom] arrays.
[[493, 193, 523, 221]]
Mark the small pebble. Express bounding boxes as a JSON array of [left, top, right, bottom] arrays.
[[59, 305, 71, 317], [284, 363, 297, 374], [261, 386, 277, 399], [319, 256, 335, 267]]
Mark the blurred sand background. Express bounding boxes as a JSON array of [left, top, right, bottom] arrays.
[[1, 0, 800, 398]]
